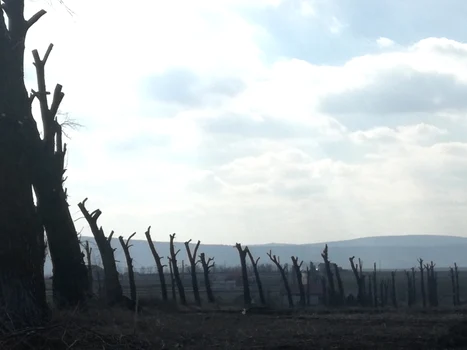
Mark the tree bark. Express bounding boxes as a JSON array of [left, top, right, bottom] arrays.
[[235, 243, 251, 306], [267, 250, 293, 308], [291, 256, 305, 307], [169, 233, 186, 305], [144, 227, 167, 301], [321, 245, 336, 306], [0, 2, 49, 327], [184, 239, 201, 306], [2, 0, 89, 308], [199, 253, 215, 303], [30, 44, 89, 308], [168, 257, 177, 302], [78, 199, 123, 305], [119, 233, 137, 303], [246, 248, 266, 306], [84, 241, 94, 296], [418, 259, 426, 308]]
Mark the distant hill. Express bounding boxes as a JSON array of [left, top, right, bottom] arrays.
[[43, 234, 467, 275]]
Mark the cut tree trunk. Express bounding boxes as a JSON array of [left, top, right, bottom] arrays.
[[199, 253, 215, 303], [235, 243, 251, 306], [0, 2, 49, 327], [144, 226, 167, 301], [84, 241, 94, 296], [119, 233, 137, 303], [291, 256, 305, 307], [185, 239, 201, 306], [246, 248, 266, 306], [78, 199, 123, 305], [31, 44, 89, 308], [3, 0, 90, 309], [267, 251, 293, 308], [169, 233, 186, 305]]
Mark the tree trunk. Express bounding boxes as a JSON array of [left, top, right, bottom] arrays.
[[334, 263, 345, 306], [119, 233, 137, 303], [0, 2, 49, 327], [185, 239, 201, 306], [1, 0, 89, 309], [78, 199, 123, 305], [373, 263, 378, 307], [418, 259, 426, 308], [349, 256, 364, 306], [235, 243, 251, 306], [168, 257, 177, 302], [199, 253, 215, 303], [391, 271, 397, 308], [291, 256, 306, 307], [31, 40, 89, 308], [246, 248, 266, 306], [0, 116, 49, 327], [267, 251, 293, 308], [144, 227, 167, 301], [454, 263, 461, 306], [84, 241, 94, 296], [169, 234, 186, 305], [321, 245, 336, 306]]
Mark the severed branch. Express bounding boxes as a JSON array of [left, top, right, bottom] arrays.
[[32, 43, 65, 154], [184, 239, 201, 266], [2, 0, 46, 39]]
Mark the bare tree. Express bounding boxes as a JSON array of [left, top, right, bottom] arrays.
[[169, 233, 186, 305], [199, 253, 215, 303], [185, 239, 201, 306], [167, 256, 177, 302], [267, 250, 293, 308], [119, 233, 137, 303], [78, 198, 122, 305], [291, 256, 305, 307], [246, 248, 266, 306], [83, 241, 93, 296], [234, 243, 251, 306], [321, 245, 336, 306], [349, 256, 366, 306], [144, 226, 167, 301], [0, 0, 49, 326]]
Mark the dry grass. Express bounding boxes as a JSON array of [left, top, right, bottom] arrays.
[[1, 304, 466, 349]]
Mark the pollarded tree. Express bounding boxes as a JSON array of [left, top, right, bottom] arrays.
[[0, 0, 50, 327], [0, 0, 89, 309]]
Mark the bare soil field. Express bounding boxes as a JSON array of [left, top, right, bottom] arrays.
[[2, 308, 467, 349]]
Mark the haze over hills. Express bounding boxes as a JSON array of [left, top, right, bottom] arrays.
[[44, 235, 467, 275]]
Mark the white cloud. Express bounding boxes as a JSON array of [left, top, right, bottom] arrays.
[[21, 0, 467, 244], [376, 37, 395, 48]]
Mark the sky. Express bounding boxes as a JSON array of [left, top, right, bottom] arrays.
[[21, 0, 467, 245]]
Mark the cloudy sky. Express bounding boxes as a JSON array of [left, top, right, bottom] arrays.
[[23, 0, 467, 244]]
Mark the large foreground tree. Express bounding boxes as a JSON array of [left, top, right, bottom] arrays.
[[0, 0, 88, 311], [0, 0, 49, 326]]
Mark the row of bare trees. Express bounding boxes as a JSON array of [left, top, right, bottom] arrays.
[[78, 217, 463, 310], [78, 199, 219, 308]]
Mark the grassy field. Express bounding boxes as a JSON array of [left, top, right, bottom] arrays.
[[37, 270, 467, 349], [3, 305, 467, 349]]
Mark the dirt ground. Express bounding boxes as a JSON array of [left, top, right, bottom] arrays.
[[2, 308, 467, 349]]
